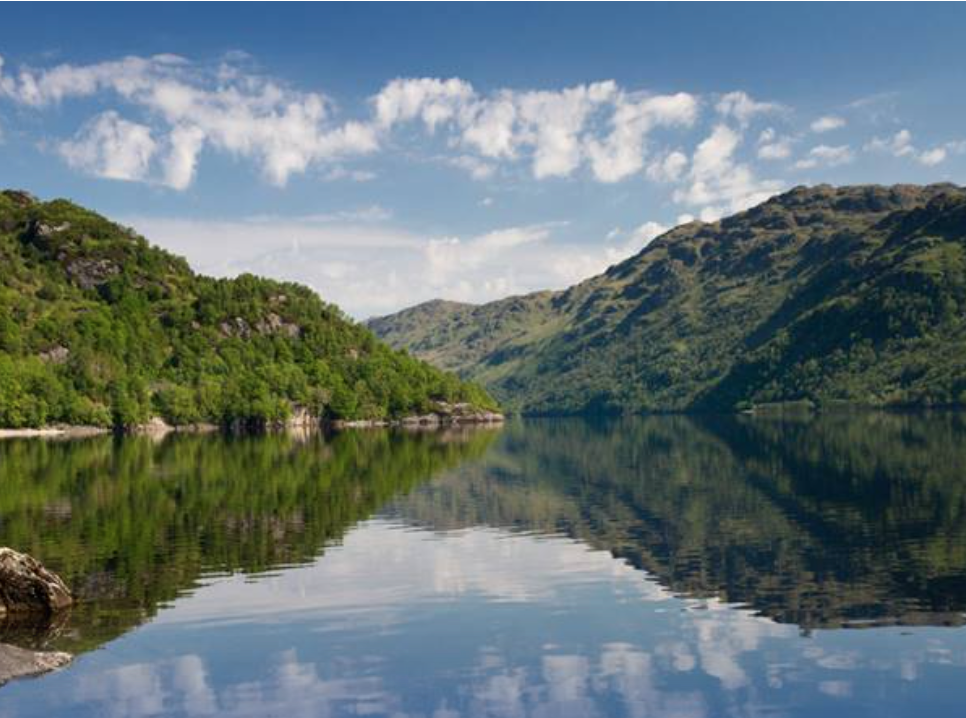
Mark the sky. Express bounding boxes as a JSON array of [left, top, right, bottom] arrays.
[[1, 3, 965, 318]]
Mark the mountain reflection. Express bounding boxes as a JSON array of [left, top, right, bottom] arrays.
[[0, 427, 500, 654], [2, 411, 966, 666], [390, 413, 966, 630]]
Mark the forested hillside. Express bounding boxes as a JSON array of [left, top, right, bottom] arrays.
[[371, 184, 966, 414], [0, 190, 496, 429]]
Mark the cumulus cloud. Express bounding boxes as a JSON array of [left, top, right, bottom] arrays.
[[373, 77, 697, 182], [161, 124, 205, 190], [585, 92, 698, 182], [447, 154, 496, 180], [646, 150, 689, 182], [756, 128, 793, 161], [0, 53, 379, 188], [373, 76, 474, 130], [863, 128, 964, 167], [0, 55, 708, 187], [58, 111, 157, 181], [673, 124, 784, 220], [795, 144, 854, 169], [715, 91, 784, 126], [865, 129, 915, 157], [491, 82, 612, 179], [5, 53, 837, 196], [810, 115, 845, 133], [917, 147, 947, 167]]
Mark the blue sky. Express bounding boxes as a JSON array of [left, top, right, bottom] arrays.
[[2, 4, 965, 317]]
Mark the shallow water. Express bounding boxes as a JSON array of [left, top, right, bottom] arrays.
[[1, 413, 966, 716]]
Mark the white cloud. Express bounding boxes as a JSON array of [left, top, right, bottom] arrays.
[[515, 82, 617, 179], [58, 111, 157, 182], [448, 154, 495, 180], [673, 124, 784, 219], [162, 124, 205, 190], [646, 150, 689, 183], [715, 91, 784, 126], [585, 92, 698, 182], [1, 53, 379, 188], [755, 127, 794, 161], [319, 165, 377, 182], [757, 141, 792, 161], [863, 129, 965, 167], [865, 128, 915, 157], [3, 56, 707, 187], [810, 115, 845, 133], [757, 128, 793, 161], [372, 76, 697, 182], [460, 92, 518, 158], [917, 147, 947, 167], [794, 144, 854, 169], [373, 76, 474, 130]]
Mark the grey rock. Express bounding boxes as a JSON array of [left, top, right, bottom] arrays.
[[0, 642, 72, 687], [0, 548, 73, 616]]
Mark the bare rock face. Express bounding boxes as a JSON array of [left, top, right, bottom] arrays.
[[0, 548, 73, 616], [0, 643, 72, 687]]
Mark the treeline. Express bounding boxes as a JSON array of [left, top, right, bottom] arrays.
[[0, 191, 496, 429]]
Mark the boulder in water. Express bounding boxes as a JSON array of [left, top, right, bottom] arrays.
[[0, 548, 73, 616]]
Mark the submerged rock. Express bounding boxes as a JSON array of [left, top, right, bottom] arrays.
[[0, 642, 71, 687], [0, 548, 73, 616]]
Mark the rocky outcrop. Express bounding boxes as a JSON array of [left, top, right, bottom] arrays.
[[65, 256, 120, 289], [0, 548, 73, 617], [285, 405, 320, 428], [331, 402, 504, 429], [37, 345, 70, 364], [0, 643, 71, 687]]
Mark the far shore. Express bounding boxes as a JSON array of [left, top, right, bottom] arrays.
[[0, 412, 506, 440]]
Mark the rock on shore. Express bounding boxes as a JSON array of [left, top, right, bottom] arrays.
[[0, 548, 73, 616], [331, 402, 505, 429], [0, 549, 74, 687]]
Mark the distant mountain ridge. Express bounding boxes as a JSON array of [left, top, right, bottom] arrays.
[[370, 184, 966, 414], [0, 190, 496, 430]]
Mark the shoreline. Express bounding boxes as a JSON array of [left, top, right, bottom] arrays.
[[0, 425, 110, 440], [0, 411, 506, 441]]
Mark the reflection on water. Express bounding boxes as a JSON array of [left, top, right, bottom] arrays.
[[393, 413, 966, 630], [1, 413, 966, 716]]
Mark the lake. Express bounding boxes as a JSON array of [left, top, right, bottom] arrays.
[[2, 413, 966, 717]]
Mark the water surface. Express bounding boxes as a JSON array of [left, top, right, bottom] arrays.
[[2, 414, 966, 716]]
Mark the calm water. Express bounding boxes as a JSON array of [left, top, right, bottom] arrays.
[[2, 414, 966, 716]]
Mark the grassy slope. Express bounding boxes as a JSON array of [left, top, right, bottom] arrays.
[[370, 184, 966, 414]]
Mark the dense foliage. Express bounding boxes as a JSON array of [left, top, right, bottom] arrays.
[[371, 184, 966, 414], [0, 190, 496, 429]]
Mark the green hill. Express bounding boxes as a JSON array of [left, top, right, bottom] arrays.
[[369, 184, 966, 414], [0, 190, 496, 429]]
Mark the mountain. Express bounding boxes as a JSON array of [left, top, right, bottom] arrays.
[[370, 184, 966, 414], [0, 190, 496, 430]]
